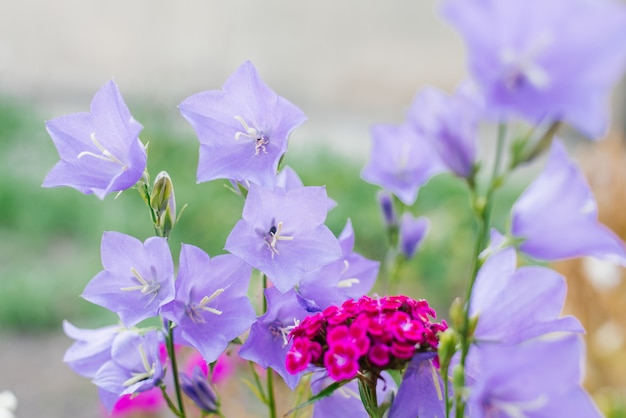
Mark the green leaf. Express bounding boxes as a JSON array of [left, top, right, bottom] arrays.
[[285, 380, 349, 416]]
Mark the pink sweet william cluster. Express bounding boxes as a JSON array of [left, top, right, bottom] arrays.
[[285, 295, 447, 381]]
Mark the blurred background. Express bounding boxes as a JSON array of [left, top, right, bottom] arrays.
[[0, 0, 625, 417]]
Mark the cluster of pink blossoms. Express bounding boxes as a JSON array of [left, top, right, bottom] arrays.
[[285, 295, 447, 380]]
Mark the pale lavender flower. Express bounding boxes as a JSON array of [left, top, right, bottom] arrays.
[[43, 80, 147, 199], [311, 370, 397, 418], [377, 191, 397, 228], [298, 219, 379, 310], [93, 330, 165, 412], [471, 246, 583, 345], [276, 166, 336, 210], [511, 140, 626, 264], [180, 367, 218, 414], [468, 335, 602, 418], [62, 320, 121, 379], [407, 82, 482, 178], [160, 246, 256, 363], [441, 0, 626, 138], [179, 61, 306, 188], [239, 287, 310, 389], [398, 213, 429, 260], [389, 353, 446, 418], [225, 184, 342, 293], [361, 123, 444, 205], [81, 231, 176, 327]]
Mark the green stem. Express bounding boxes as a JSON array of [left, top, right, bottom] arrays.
[[453, 124, 507, 418], [261, 273, 277, 418], [167, 322, 187, 418], [160, 384, 183, 418]]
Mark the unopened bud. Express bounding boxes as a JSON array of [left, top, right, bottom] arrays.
[[452, 364, 465, 392], [449, 297, 464, 331], [398, 213, 429, 260], [180, 367, 218, 414], [151, 171, 176, 236], [377, 191, 397, 228], [437, 328, 458, 370]]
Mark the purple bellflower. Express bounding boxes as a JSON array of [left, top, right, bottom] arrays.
[[389, 352, 446, 418], [298, 219, 379, 310], [468, 335, 602, 418], [160, 246, 256, 363], [179, 61, 307, 188], [63, 320, 121, 379], [471, 246, 583, 345], [441, 0, 626, 138], [310, 370, 397, 418], [276, 165, 337, 210], [398, 213, 429, 260], [361, 123, 444, 205], [93, 330, 165, 413], [81, 231, 176, 327], [225, 184, 342, 293], [377, 191, 397, 228], [179, 366, 219, 414], [43, 80, 147, 199], [239, 287, 311, 389], [407, 82, 482, 178], [511, 140, 626, 264]]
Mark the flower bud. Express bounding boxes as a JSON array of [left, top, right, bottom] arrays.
[[151, 171, 176, 236], [398, 213, 429, 260], [437, 328, 458, 370], [377, 191, 397, 228], [180, 367, 218, 414], [449, 297, 464, 331]]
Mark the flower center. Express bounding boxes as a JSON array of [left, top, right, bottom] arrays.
[[77, 132, 128, 169], [268, 318, 299, 347], [120, 267, 161, 307], [186, 289, 225, 324], [123, 344, 156, 387], [234, 115, 270, 155], [264, 221, 294, 258], [499, 34, 552, 91]]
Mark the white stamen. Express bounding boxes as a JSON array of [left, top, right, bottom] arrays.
[[120, 267, 161, 306], [264, 222, 294, 259], [123, 344, 156, 387], [77, 132, 127, 168], [233, 115, 269, 155], [337, 278, 360, 288], [490, 395, 548, 418], [341, 259, 350, 275], [197, 289, 225, 315]]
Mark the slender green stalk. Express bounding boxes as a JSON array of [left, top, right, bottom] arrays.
[[261, 273, 278, 418], [453, 124, 507, 418], [167, 321, 187, 418], [160, 384, 183, 418]]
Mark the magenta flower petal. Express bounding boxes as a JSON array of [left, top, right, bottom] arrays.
[[81, 232, 176, 327], [160, 246, 256, 363], [43, 80, 146, 199], [179, 61, 306, 188], [511, 140, 626, 264]]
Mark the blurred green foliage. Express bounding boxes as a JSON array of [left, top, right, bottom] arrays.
[[0, 96, 525, 331]]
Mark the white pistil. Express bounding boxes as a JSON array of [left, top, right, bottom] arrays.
[[337, 278, 360, 288], [265, 222, 294, 258], [77, 132, 127, 169], [233, 115, 269, 155], [120, 267, 161, 306], [122, 344, 156, 387]]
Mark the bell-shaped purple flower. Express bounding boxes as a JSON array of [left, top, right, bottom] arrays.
[[398, 213, 429, 260], [298, 219, 379, 310], [311, 369, 397, 418], [161, 246, 256, 363], [468, 335, 602, 418], [389, 352, 446, 418], [225, 184, 342, 293], [180, 366, 219, 414], [43, 80, 147, 199], [63, 320, 121, 379], [441, 0, 626, 138], [276, 165, 336, 210], [179, 61, 307, 188], [511, 140, 626, 264], [407, 83, 482, 178], [471, 246, 583, 345], [93, 329, 165, 413], [81, 231, 176, 327], [239, 287, 311, 389], [361, 123, 444, 205]]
